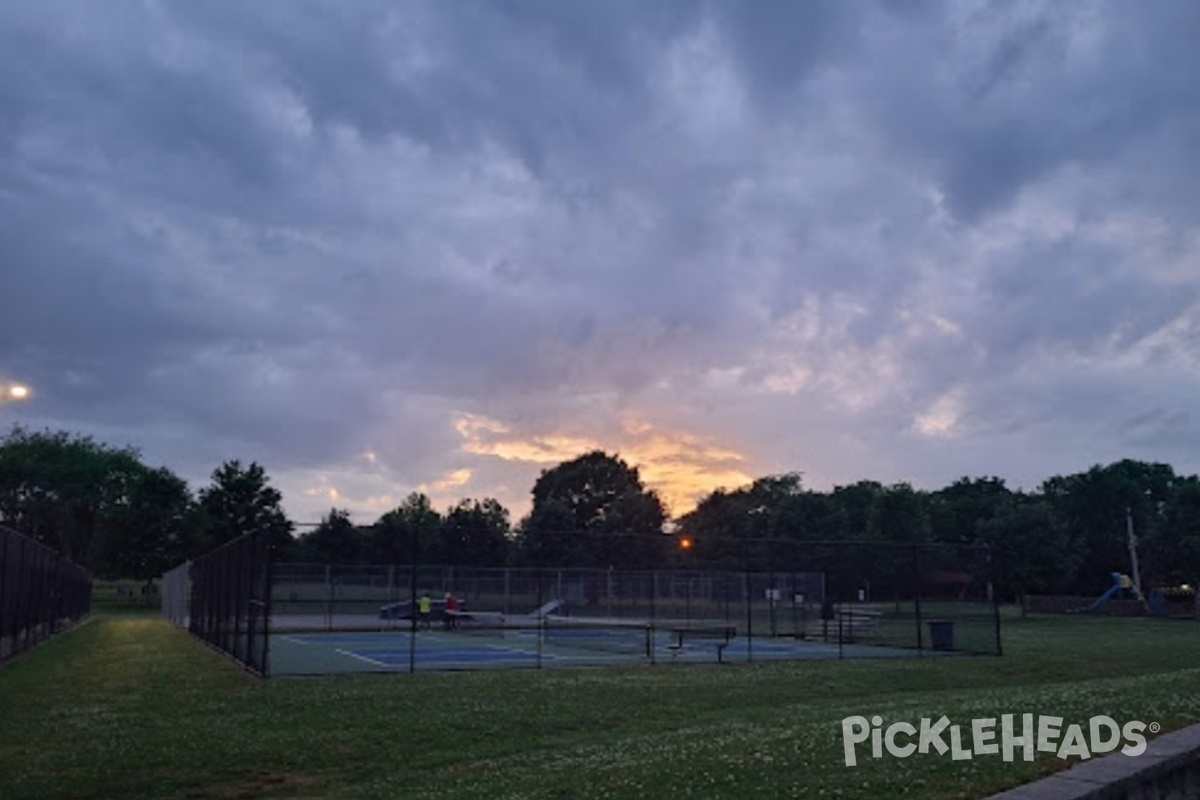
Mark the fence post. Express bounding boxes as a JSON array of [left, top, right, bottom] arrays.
[[989, 545, 1003, 657], [503, 567, 510, 616], [0, 530, 10, 658], [262, 533, 274, 675], [649, 570, 657, 665], [744, 564, 753, 663], [913, 544, 924, 653], [408, 530, 418, 675]]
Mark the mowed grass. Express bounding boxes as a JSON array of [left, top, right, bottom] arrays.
[[2, 612, 1199, 800]]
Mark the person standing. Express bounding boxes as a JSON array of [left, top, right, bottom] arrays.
[[418, 591, 432, 631], [444, 592, 459, 630]]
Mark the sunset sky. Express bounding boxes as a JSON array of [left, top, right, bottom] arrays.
[[3, 1, 1199, 524]]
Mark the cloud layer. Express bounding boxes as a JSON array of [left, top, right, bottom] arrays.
[[3, 0, 1199, 523]]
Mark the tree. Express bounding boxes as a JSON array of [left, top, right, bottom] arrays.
[[826, 481, 885, 540], [295, 508, 363, 564], [1145, 475, 1200, 587], [516, 496, 582, 566], [676, 474, 811, 569], [1041, 459, 1177, 594], [366, 493, 442, 565], [439, 498, 510, 567], [772, 486, 843, 543], [869, 483, 930, 544], [518, 451, 667, 568], [676, 488, 750, 569], [928, 477, 1013, 545], [0, 426, 193, 577], [94, 466, 194, 579], [196, 460, 293, 556], [978, 497, 1075, 599]]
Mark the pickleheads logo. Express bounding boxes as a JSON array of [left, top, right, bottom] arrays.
[[841, 714, 1157, 767]]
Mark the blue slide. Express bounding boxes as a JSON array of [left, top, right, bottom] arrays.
[[1076, 572, 1124, 613]]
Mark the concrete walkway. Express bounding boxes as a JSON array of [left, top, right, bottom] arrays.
[[982, 723, 1200, 799]]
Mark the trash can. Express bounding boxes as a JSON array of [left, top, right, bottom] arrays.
[[927, 620, 954, 651]]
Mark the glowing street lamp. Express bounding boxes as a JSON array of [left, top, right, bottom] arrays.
[[2, 382, 31, 404]]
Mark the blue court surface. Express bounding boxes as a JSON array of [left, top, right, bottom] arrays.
[[267, 628, 934, 675]]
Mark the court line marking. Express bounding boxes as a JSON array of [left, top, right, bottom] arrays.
[[336, 648, 394, 667], [335, 645, 564, 666], [282, 632, 412, 646]]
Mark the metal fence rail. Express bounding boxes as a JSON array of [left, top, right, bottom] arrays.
[[0, 524, 92, 663], [188, 531, 271, 675]]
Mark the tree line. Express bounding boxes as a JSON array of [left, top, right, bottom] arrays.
[[2, 425, 1197, 598]]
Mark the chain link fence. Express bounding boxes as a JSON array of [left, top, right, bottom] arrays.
[[187, 531, 271, 675], [0, 524, 92, 663], [267, 540, 999, 676], [168, 533, 998, 676], [161, 560, 191, 628]]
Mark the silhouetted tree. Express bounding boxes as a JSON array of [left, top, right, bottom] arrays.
[[366, 493, 441, 565], [438, 498, 510, 567], [0, 426, 193, 577], [517, 451, 667, 568], [196, 460, 293, 556]]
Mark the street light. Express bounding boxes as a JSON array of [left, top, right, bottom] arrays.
[[1, 381, 31, 404]]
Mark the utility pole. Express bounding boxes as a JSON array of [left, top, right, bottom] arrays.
[[1126, 506, 1145, 606]]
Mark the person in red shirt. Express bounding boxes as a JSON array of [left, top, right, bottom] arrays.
[[443, 592, 459, 630]]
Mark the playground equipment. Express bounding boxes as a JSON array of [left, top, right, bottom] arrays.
[[1076, 509, 1152, 614], [1076, 572, 1145, 613]]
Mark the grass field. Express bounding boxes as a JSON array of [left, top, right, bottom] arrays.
[[1, 610, 1199, 800]]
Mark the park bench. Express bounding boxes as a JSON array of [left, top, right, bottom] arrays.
[[796, 608, 882, 643], [666, 624, 737, 663]]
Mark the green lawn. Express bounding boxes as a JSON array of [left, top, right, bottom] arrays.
[[1, 611, 1198, 799]]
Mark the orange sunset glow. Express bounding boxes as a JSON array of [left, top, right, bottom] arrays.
[[455, 412, 754, 515]]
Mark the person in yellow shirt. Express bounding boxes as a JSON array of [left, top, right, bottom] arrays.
[[418, 592, 432, 631]]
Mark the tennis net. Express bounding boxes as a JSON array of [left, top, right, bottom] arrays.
[[446, 611, 653, 659], [540, 614, 653, 658]]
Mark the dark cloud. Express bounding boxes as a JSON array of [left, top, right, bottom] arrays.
[[858, 0, 1200, 223], [2, 0, 1199, 521], [711, 1, 859, 101]]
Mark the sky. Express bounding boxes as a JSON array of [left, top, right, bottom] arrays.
[[2, 1, 1199, 526]]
